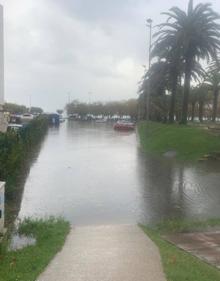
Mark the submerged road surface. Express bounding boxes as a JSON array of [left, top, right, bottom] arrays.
[[19, 121, 220, 225]]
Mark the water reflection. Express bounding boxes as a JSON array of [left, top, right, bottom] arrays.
[[18, 122, 220, 225], [6, 131, 47, 225], [137, 152, 220, 224]]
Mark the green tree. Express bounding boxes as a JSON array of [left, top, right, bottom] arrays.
[[57, 109, 64, 115], [4, 103, 28, 114], [196, 84, 211, 122], [158, 0, 220, 124], [189, 87, 199, 122], [152, 30, 182, 123], [205, 65, 220, 122], [30, 107, 43, 114], [138, 61, 170, 120]]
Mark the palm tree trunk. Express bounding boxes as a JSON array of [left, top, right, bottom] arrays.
[[199, 101, 204, 122], [169, 71, 178, 123], [176, 111, 180, 122], [212, 88, 219, 122], [191, 102, 196, 121], [180, 57, 192, 125]]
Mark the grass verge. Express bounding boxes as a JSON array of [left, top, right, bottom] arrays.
[[154, 218, 220, 234], [0, 218, 70, 281], [138, 121, 220, 161], [141, 219, 220, 281]]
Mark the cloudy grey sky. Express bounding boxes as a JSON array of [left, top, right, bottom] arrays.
[[0, 0, 219, 111]]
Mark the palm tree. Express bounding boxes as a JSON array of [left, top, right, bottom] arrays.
[[196, 83, 211, 122], [138, 61, 169, 119], [151, 30, 182, 123], [206, 72, 220, 122], [189, 87, 198, 122], [151, 40, 205, 123], [205, 62, 220, 122], [157, 0, 220, 124]]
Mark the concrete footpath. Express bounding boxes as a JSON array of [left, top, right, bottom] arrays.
[[37, 225, 166, 281]]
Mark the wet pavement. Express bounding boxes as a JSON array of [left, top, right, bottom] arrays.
[[37, 225, 166, 281], [18, 122, 220, 225], [165, 231, 220, 268]]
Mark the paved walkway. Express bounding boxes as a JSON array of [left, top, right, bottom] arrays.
[[37, 225, 166, 281], [165, 230, 220, 269]]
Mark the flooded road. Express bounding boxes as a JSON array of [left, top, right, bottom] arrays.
[[19, 122, 220, 225]]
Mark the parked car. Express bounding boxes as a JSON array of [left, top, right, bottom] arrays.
[[7, 123, 23, 132], [9, 114, 22, 124], [21, 113, 34, 124], [113, 120, 135, 131]]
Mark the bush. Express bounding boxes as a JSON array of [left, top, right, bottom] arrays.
[[0, 116, 48, 199]]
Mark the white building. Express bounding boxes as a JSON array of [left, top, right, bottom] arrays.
[[0, 182, 5, 233], [0, 5, 7, 132]]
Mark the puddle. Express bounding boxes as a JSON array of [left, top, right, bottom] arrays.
[[163, 150, 177, 158], [9, 234, 36, 251]]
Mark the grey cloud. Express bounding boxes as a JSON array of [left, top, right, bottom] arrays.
[[1, 0, 219, 111], [51, 0, 140, 23]]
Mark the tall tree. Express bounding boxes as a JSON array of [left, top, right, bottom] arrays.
[[138, 61, 169, 120], [4, 103, 28, 114], [205, 59, 220, 122], [157, 0, 220, 124], [197, 84, 211, 122], [205, 71, 220, 122], [152, 28, 182, 123], [189, 87, 198, 122]]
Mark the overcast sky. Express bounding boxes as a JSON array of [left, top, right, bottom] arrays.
[[0, 0, 219, 111]]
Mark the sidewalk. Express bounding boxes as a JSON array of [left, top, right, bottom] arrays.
[[37, 225, 166, 281]]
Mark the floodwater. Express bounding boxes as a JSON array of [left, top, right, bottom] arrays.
[[18, 122, 220, 225], [9, 234, 36, 251]]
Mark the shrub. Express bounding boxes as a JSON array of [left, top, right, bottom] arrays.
[[0, 116, 48, 199]]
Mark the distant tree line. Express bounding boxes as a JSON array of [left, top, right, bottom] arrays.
[[66, 99, 138, 119], [139, 0, 220, 124], [4, 103, 43, 115]]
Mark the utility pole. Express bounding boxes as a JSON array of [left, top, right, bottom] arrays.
[[146, 18, 153, 121], [68, 92, 71, 104], [0, 5, 7, 132], [88, 91, 93, 116], [29, 94, 32, 112], [88, 91, 93, 104]]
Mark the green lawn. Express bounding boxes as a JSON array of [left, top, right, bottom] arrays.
[[154, 218, 220, 234], [0, 218, 70, 281], [141, 221, 220, 281], [138, 121, 220, 161]]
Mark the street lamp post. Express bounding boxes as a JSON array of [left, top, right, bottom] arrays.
[[88, 91, 93, 116], [146, 18, 153, 121], [68, 92, 71, 104]]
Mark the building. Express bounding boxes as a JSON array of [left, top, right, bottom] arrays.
[[0, 5, 7, 132], [0, 182, 5, 233]]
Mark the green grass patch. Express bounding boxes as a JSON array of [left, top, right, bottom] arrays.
[[138, 121, 220, 161], [154, 218, 220, 234], [141, 224, 220, 281], [0, 218, 70, 281]]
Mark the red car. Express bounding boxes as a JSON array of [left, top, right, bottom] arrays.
[[114, 120, 135, 131]]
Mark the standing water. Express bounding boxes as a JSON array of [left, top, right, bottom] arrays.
[[19, 122, 220, 225]]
